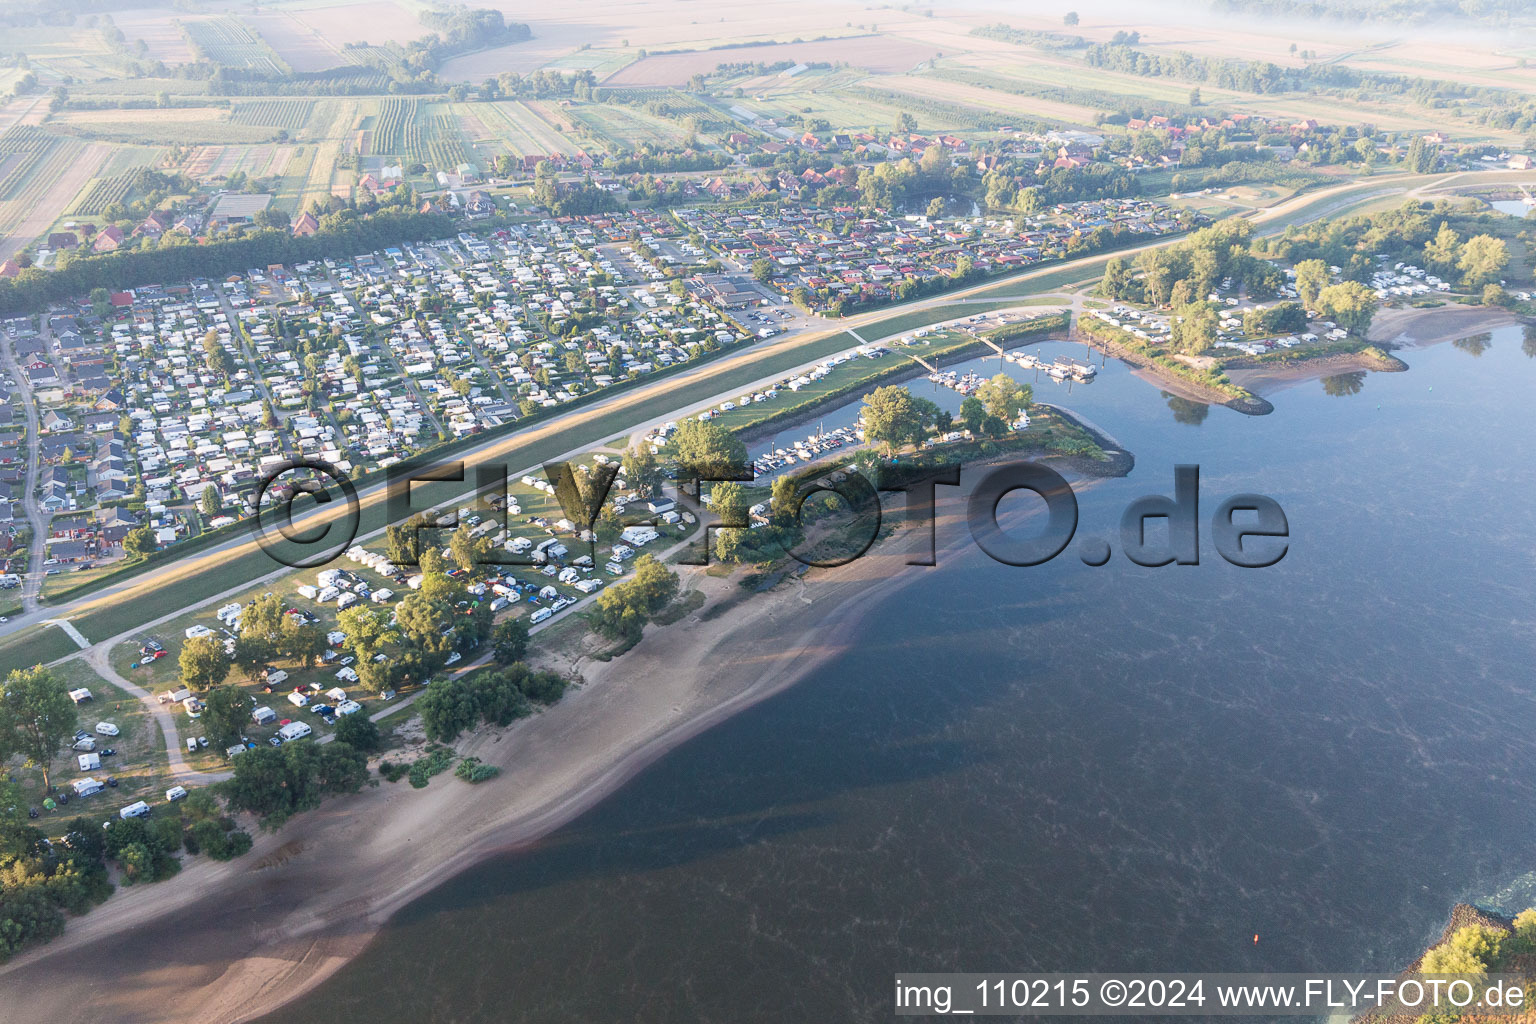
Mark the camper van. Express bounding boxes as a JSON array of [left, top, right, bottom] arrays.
[[118, 800, 151, 820], [95, 722, 119, 737], [166, 786, 188, 802], [251, 705, 277, 725], [530, 607, 553, 624], [78, 752, 101, 771], [277, 721, 312, 743], [73, 778, 104, 798]]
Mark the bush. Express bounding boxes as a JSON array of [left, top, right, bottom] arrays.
[[519, 669, 567, 705], [407, 747, 455, 788], [454, 757, 500, 783]]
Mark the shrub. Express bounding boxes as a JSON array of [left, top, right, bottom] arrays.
[[407, 747, 455, 788], [454, 757, 500, 783]]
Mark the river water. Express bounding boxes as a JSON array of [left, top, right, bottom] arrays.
[[261, 324, 1536, 1023]]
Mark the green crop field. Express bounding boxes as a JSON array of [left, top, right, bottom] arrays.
[[230, 100, 316, 129], [568, 103, 688, 150], [371, 97, 418, 156], [68, 171, 135, 216]]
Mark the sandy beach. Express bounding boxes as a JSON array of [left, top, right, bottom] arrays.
[[1366, 303, 1521, 349], [0, 529, 933, 1023]]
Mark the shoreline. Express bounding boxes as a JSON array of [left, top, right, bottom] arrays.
[[1366, 303, 1522, 349], [1224, 345, 1408, 394], [1073, 320, 1278, 416], [0, 519, 940, 1024]]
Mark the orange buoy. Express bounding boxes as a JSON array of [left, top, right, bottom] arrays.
[[1253, 935, 1259, 944]]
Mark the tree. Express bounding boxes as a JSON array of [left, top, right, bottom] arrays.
[[469, 667, 532, 725], [670, 419, 748, 479], [975, 373, 1031, 424], [1171, 303, 1219, 354], [337, 605, 394, 661], [178, 635, 230, 691], [1422, 221, 1461, 275], [860, 385, 937, 455], [417, 676, 479, 742], [1188, 86, 1201, 106], [122, 525, 155, 559], [202, 332, 234, 378], [199, 484, 220, 517], [769, 474, 799, 525], [1420, 924, 1502, 977], [1483, 282, 1508, 307], [333, 713, 381, 752], [0, 666, 77, 793], [1404, 134, 1437, 174], [895, 111, 917, 134], [592, 554, 678, 638], [1063, 10, 1079, 25], [750, 257, 774, 283], [1316, 281, 1377, 336], [925, 196, 945, 219], [1293, 259, 1330, 310], [1457, 234, 1509, 288], [708, 480, 747, 525], [279, 615, 327, 669], [1100, 256, 1137, 300], [395, 592, 456, 673], [225, 741, 368, 825], [621, 444, 662, 498], [958, 395, 986, 434], [384, 520, 421, 565], [449, 525, 485, 572], [491, 618, 529, 665], [201, 686, 251, 749]]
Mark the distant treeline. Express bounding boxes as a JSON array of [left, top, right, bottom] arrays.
[[0, 0, 155, 27], [1083, 41, 1536, 133], [0, 209, 456, 315], [1210, 0, 1530, 24], [970, 23, 1088, 50]]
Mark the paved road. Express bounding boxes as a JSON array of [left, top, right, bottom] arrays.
[[1, 325, 48, 613]]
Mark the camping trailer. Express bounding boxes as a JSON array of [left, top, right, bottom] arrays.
[[277, 721, 312, 742]]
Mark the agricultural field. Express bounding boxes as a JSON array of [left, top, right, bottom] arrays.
[[286, 0, 426, 48], [0, 140, 108, 261], [230, 100, 318, 131], [480, 101, 581, 157], [111, 7, 198, 63], [602, 34, 941, 87], [243, 10, 347, 72], [68, 172, 136, 217], [370, 97, 419, 157], [568, 103, 691, 151], [872, 72, 1104, 127], [725, 84, 973, 135], [0, 125, 62, 200], [50, 107, 275, 146], [181, 16, 289, 75]]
